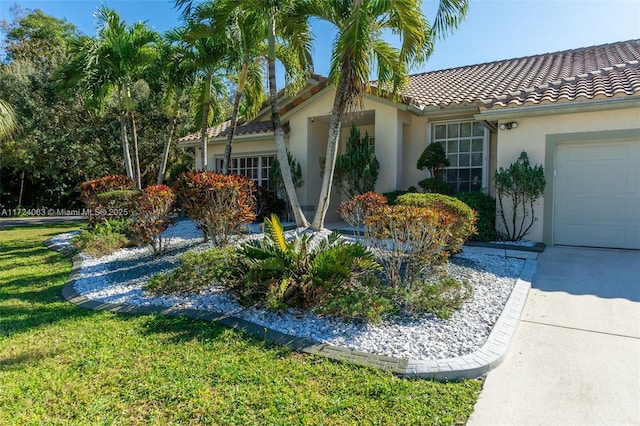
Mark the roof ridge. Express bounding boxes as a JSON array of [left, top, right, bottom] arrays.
[[410, 39, 640, 77]]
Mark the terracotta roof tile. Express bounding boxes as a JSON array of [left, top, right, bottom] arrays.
[[178, 120, 288, 143], [404, 39, 640, 109]]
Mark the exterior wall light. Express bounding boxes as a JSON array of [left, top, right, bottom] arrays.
[[499, 121, 518, 130], [518, 150, 529, 164]]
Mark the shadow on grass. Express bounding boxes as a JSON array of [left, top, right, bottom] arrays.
[[0, 223, 97, 339]]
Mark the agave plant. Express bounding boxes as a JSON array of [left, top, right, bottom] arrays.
[[237, 214, 379, 309]]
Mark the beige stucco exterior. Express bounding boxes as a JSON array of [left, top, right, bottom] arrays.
[[485, 103, 640, 244], [189, 86, 640, 246]]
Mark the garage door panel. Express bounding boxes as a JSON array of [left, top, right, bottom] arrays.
[[558, 196, 628, 218], [564, 142, 631, 162], [554, 139, 640, 250], [558, 224, 628, 247], [562, 170, 632, 193]]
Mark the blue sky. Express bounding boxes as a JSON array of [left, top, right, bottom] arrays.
[[1, 0, 639, 75]]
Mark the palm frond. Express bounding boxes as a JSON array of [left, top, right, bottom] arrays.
[[265, 214, 288, 254]]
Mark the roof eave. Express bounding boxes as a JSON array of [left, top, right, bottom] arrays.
[[475, 96, 640, 121], [177, 129, 285, 147]]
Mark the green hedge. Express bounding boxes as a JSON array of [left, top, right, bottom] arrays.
[[395, 193, 477, 253], [453, 192, 497, 242]]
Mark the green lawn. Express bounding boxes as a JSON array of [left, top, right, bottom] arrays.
[[0, 224, 481, 425]]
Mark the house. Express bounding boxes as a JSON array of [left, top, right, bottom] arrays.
[[178, 39, 640, 250]]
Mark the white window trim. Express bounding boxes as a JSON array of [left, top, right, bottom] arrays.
[[213, 152, 277, 188], [426, 119, 489, 193]]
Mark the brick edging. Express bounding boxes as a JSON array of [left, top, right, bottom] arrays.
[[46, 238, 534, 380]]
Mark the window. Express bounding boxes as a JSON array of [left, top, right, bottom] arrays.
[[431, 121, 487, 193], [215, 155, 275, 188]]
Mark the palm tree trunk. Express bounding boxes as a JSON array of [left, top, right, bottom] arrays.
[[119, 111, 134, 179], [200, 73, 212, 172], [125, 85, 141, 190], [267, 15, 309, 228], [157, 113, 177, 185], [311, 70, 349, 231], [222, 62, 248, 174], [18, 170, 25, 207], [128, 111, 142, 190]]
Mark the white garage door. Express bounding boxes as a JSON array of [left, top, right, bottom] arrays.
[[554, 139, 640, 249]]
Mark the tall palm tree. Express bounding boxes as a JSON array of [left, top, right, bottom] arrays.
[[0, 99, 17, 140], [176, 0, 313, 227], [188, 4, 266, 175], [303, 0, 468, 230], [61, 6, 158, 189], [154, 38, 195, 184]]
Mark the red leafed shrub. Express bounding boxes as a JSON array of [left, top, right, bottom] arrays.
[[80, 175, 135, 199], [79, 175, 137, 223], [338, 192, 387, 234], [365, 205, 454, 290], [130, 185, 175, 255], [175, 171, 256, 246]]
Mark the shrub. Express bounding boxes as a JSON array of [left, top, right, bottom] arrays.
[[338, 192, 387, 235], [418, 177, 450, 194], [80, 175, 136, 199], [175, 171, 256, 246], [334, 124, 379, 197], [234, 214, 380, 310], [395, 193, 477, 254], [313, 276, 397, 324], [130, 185, 175, 255], [454, 192, 497, 241], [145, 247, 239, 295], [72, 218, 131, 257], [417, 142, 450, 180], [495, 158, 545, 241], [382, 189, 410, 205], [407, 277, 472, 319], [254, 186, 286, 223], [79, 175, 137, 223], [365, 205, 453, 293]]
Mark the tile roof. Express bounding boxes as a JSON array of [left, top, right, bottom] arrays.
[[404, 39, 640, 109], [179, 40, 640, 145], [178, 120, 288, 143]]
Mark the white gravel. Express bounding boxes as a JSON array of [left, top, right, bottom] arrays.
[[51, 219, 525, 361]]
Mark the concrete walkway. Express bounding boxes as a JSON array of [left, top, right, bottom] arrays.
[[469, 246, 640, 425]]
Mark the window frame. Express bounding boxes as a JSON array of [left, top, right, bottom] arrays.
[[214, 153, 276, 189], [427, 119, 489, 194]]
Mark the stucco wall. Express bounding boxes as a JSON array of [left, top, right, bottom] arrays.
[[493, 105, 640, 243]]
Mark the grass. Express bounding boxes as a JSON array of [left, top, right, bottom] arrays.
[[0, 224, 481, 425]]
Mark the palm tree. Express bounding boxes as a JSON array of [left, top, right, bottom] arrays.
[[154, 38, 195, 184], [0, 99, 17, 140], [175, 23, 229, 171], [304, 0, 468, 230], [61, 6, 158, 189], [176, 0, 313, 227], [188, 4, 266, 174]]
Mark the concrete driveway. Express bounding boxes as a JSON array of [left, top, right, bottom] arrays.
[[469, 246, 640, 426]]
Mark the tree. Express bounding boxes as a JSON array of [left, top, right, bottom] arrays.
[[171, 22, 229, 172], [187, 3, 266, 174], [417, 141, 450, 194], [0, 99, 17, 140], [61, 6, 159, 189], [334, 124, 379, 197], [176, 0, 313, 227], [304, 0, 468, 230], [1, 8, 121, 209], [495, 157, 545, 241], [153, 38, 195, 184]]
